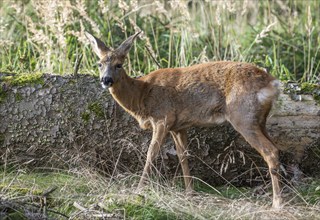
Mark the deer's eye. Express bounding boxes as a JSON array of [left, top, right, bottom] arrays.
[[115, 64, 122, 69], [97, 63, 102, 68]]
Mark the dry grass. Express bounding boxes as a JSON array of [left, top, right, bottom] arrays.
[[0, 0, 319, 82], [1, 168, 320, 219]]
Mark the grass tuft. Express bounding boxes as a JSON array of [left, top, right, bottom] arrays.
[[1, 169, 320, 219]]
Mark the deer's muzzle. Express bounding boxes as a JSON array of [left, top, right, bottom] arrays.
[[101, 76, 114, 88]]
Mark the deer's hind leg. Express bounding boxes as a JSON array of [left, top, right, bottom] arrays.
[[227, 108, 282, 208], [171, 130, 193, 193]]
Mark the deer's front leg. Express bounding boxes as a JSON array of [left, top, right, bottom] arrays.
[[138, 122, 168, 189]]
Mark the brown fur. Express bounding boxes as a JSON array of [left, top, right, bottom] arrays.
[[85, 32, 282, 208]]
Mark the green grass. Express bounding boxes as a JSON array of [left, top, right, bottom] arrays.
[[0, 170, 188, 219], [0, 0, 319, 83], [1, 72, 44, 86], [88, 101, 105, 119], [1, 169, 320, 219]]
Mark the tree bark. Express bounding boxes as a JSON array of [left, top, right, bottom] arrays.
[[0, 73, 319, 185]]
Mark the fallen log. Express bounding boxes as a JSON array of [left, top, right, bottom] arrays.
[[0, 73, 319, 185]]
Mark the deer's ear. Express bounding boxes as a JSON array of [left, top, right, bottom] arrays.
[[116, 32, 141, 57], [85, 32, 111, 59]]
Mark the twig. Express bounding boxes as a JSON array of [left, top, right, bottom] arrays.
[[42, 186, 58, 197], [145, 45, 161, 68], [73, 202, 119, 219], [73, 201, 87, 212], [1, 197, 69, 219], [73, 54, 83, 76], [39, 207, 69, 219], [40, 186, 58, 217]]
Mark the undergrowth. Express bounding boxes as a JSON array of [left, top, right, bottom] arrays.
[[1, 169, 320, 219]]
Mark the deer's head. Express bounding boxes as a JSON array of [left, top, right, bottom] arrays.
[[85, 32, 140, 89]]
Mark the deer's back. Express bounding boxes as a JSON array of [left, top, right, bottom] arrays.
[[138, 61, 277, 130]]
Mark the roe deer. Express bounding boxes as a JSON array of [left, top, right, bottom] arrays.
[[85, 32, 282, 208]]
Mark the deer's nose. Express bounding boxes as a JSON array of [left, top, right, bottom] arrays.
[[101, 76, 114, 88]]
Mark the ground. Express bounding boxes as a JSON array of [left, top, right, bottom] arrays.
[[1, 169, 320, 219]]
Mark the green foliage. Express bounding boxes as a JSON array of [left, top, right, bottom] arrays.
[[0, 87, 7, 103], [81, 111, 90, 123], [121, 202, 179, 220], [194, 180, 251, 200], [284, 81, 320, 103], [14, 92, 23, 102], [0, 171, 86, 219], [104, 195, 182, 220], [0, 0, 319, 83], [0, 184, 42, 196], [88, 101, 104, 118], [2, 73, 44, 86], [1, 211, 26, 220], [296, 180, 320, 205], [81, 101, 105, 123], [301, 82, 320, 103], [301, 82, 319, 93], [0, 170, 184, 219], [1, 170, 320, 219]]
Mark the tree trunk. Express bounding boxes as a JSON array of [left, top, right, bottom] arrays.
[[0, 73, 319, 185]]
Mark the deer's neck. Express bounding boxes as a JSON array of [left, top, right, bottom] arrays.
[[109, 75, 145, 116]]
